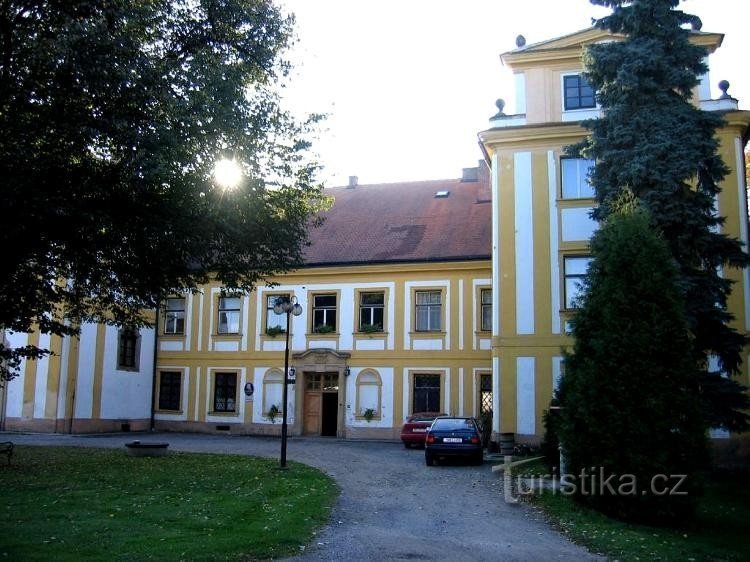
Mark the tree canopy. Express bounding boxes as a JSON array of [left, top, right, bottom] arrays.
[[0, 0, 326, 381], [571, 0, 750, 430]]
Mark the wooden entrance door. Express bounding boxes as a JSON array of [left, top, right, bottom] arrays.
[[304, 392, 321, 435], [303, 372, 339, 436]]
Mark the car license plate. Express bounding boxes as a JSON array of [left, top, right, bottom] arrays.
[[413, 428, 426, 433], [443, 437, 462, 443]]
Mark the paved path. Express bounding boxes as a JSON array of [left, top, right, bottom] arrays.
[[5, 432, 599, 561]]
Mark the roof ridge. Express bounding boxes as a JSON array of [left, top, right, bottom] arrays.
[[325, 177, 476, 191]]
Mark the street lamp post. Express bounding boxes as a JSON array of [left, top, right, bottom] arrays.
[[273, 296, 303, 468]]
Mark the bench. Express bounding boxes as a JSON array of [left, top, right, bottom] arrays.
[[0, 441, 13, 465], [125, 441, 169, 457]]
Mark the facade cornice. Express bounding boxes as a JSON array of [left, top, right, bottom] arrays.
[[479, 122, 588, 151]]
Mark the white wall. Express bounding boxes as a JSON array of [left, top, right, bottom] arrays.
[[100, 326, 154, 419]]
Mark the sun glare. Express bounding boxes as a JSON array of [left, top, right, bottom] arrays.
[[213, 158, 242, 189]]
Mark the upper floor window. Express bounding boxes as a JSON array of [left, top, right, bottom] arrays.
[[564, 256, 592, 309], [117, 328, 140, 371], [359, 292, 384, 332], [561, 158, 595, 199], [415, 290, 442, 332], [164, 297, 185, 335], [217, 296, 240, 334], [480, 289, 492, 332], [266, 294, 289, 333], [313, 294, 337, 333], [213, 372, 237, 413], [563, 74, 595, 110]]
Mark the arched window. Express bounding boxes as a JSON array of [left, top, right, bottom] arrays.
[[355, 370, 382, 419], [262, 369, 284, 416]]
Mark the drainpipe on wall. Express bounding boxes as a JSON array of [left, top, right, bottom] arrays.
[[150, 303, 159, 432]]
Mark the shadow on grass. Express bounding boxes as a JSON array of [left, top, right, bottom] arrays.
[[2, 445, 338, 561]]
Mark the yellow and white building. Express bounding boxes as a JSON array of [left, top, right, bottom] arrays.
[[2, 27, 749, 448], [478, 27, 750, 446]]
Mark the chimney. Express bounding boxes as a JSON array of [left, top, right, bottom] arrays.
[[348, 175, 358, 188], [461, 167, 479, 182]]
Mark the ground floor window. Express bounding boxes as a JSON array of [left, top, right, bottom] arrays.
[[263, 370, 283, 415], [117, 328, 140, 371], [479, 373, 492, 415], [413, 374, 440, 413], [213, 372, 237, 413], [158, 371, 182, 411], [356, 370, 382, 418]]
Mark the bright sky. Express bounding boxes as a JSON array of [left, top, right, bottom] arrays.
[[279, 0, 749, 186]]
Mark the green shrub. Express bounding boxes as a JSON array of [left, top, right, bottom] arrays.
[[558, 204, 708, 524], [540, 403, 560, 473]]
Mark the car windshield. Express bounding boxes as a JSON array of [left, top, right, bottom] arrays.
[[431, 418, 475, 431]]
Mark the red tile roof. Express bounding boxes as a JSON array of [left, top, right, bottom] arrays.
[[303, 166, 491, 266]]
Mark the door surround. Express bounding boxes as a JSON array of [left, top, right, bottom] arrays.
[[292, 348, 350, 438]]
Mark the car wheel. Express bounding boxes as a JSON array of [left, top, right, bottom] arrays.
[[473, 452, 484, 466], [425, 453, 434, 466], [403, 442, 412, 449]]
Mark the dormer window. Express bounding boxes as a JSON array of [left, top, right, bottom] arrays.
[[563, 74, 596, 110]]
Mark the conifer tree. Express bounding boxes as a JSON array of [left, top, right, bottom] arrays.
[[573, 0, 750, 429], [558, 199, 707, 523]]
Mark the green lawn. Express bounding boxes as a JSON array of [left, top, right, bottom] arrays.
[[1, 445, 338, 561], [530, 472, 749, 561]]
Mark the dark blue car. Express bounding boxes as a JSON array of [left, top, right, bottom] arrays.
[[425, 416, 483, 466]]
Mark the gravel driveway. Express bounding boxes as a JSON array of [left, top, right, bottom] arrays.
[[6, 432, 599, 561]]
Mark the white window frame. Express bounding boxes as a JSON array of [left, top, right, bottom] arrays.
[[359, 291, 385, 332], [563, 256, 592, 309], [480, 288, 492, 332], [561, 157, 595, 199], [415, 290, 442, 332], [217, 296, 241, 334], [164, 297, 185, 335], [265, 293, 290, 333], [561, 72, 600, 121]]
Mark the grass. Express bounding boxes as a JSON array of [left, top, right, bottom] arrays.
[[528, 471, 749, 561], [1, 446, 338, 561]]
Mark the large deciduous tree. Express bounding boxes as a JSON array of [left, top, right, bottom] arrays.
[[569, 0, 750, 431], [0, 0, 326, 381]]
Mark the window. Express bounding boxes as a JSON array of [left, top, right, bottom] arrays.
[[480, 289, 492, 332], [158, 371, 182, 411], [213, 372, 237, 412], [479, 374, 492, 416], [356, 370, 382, 418], [266, 294, 289, 333], [164, 297, 185, 334], [564, 256, 592, 308], [117, 328, 140, 371], [312, 294, 337, 333], [306, 373, 339, 391], [415, 291, 442, 332], [561, 158, 595, 199], [563, 74, 595, 110], [217, 296, 240, 334], [413, 374, 441, 413], [263, 370, 284, 415], [359, 292, 384, 332]]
